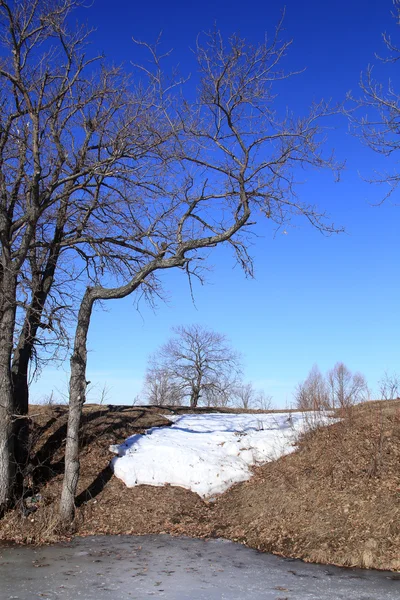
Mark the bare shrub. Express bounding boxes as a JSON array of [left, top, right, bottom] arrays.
[[233, 383, 257, 409], [293, 362, 369, 433], [132, 394, 141, 406], [379, 371, 400, 401], [144, 367, 184, 407], [294, 364, 330, 411], [328, 362, 368, 409], [97, 384, 112, 406], [39, 392, 56, 407], [202, 385, 232, 408], [233, 383, 273, 410], [255, 391, 274, 411], [37, 391, 66, 406]]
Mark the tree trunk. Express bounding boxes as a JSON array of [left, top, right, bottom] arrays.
[[59, 289, 94, 525], [11, 327, 34, 500], [12, 213, 65, 496], [0, 397, 13, 518], [0, 275, 17, 516], [12, 297, 47, 414], [190, 387, 200, 408], [11, 293, 54, 495], [0, 375, 14, 517]]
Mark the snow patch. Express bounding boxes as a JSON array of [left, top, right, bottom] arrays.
[[110, 412, 331, 498]]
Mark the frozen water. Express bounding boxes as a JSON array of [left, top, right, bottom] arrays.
[[0, 535, 398, 600]]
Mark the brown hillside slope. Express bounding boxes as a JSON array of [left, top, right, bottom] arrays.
[[211, 401, 400, 571], [0, 401, 399, 571]]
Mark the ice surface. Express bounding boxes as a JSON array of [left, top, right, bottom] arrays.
[[2, 535, 399, 600], [110, 411, 331, 497]]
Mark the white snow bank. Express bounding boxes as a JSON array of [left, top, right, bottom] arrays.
[[110, 412, 332, 498]]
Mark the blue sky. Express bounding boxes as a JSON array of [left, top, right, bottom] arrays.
[[31, 0, 400, 407]]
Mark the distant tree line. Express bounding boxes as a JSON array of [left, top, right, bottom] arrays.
[[294, 364, 400, 410]]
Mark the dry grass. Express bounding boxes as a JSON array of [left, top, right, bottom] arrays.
[[211, 400, 400, 571], [1, 401, 399, 571]]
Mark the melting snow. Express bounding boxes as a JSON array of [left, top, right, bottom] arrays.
[[110, 412, 331, 498]]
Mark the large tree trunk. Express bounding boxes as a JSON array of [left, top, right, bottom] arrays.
[[11, 315, 38, 501], [0, 370, 14, 516], [11, 212, 66, 496], [11, 288, 56, 494], [12, 208, 66, 414], [12, 295, 48, 414], [0, 275, 17, 516], [11, 304, 40, 499], [59, 290, 94, 525], [0, 395, 13, 518]]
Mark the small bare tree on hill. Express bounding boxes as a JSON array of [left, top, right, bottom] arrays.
[[233, 382, 273, 410], [294, 364, 330, 411], [145, 325, 242, 409], [255, 390, 274, 411], [294, 363, 368, 411], [379, 371, 400, 401], [144, 367, 184, 406], [328, 362, 368, 409], [233, 382, 256, 409]]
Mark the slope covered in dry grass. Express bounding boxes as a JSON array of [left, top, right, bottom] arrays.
[[211, 401, 400, 570]]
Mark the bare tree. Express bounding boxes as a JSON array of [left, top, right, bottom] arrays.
[[144, 366, 184, 406], [0, 0, 105, 512], [0, 0, 176, 513], [327, 362, 368, 409], [255, 390, 274, 411], [379, 371, 400, 400], [233, 382, 256, 409], [202, 376, 236, 408], [145, 325, 242, 409], [54, 22, 343, 524], [232, 381, 272, 410], [294, 364, 330, 411], [233, 383, 273, 410], [295, 363, 369, 411]]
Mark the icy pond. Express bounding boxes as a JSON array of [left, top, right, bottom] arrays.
[[0, 535, 399, 600]]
